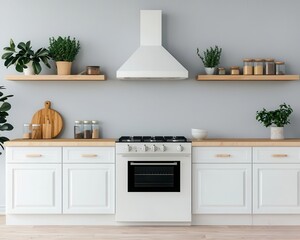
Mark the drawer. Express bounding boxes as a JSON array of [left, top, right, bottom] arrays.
[[6, 147, 62, 163], [253, 147, 300, 163], [192, 147, 252, 163], [63, 147, 115, 163]]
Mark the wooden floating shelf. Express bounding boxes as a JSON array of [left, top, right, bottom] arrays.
[[5, 75, 106, 81], [196, 75, 300, 81]]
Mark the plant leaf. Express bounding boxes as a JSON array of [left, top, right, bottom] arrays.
[[0, 102, 11, 112], [0, 123, 14, 131], [1, 52, 13, 60]]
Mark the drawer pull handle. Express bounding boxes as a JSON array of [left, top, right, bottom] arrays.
[[81, 154, 98, 158], [26, 154, 42, 158], [215, 154, 231, 158], [272, 154, 288, 158]]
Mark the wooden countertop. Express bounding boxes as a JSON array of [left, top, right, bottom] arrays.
[[4, 139, 116, 147], [5, 138, 300, 147], [192, 138, 300, 147]]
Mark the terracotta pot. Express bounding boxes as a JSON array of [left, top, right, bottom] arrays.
[[56, 61, 72, 75]]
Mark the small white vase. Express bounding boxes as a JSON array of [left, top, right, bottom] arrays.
[[205, 67, 216, 75], [23, 61, 35, 75], [270, 127, 284, 140]]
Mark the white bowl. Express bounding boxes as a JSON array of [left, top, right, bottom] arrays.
[[191, 129, 208, 140], [192, 128, 206, 133]]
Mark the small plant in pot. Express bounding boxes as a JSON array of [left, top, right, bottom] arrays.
[[2, 39, 51, 75], [48, 36, 80, 75], [256, 103, 293, 140], [197, 45, 222, 75]]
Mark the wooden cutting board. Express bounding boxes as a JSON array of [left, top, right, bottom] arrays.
[[31, 101, 63, 138]]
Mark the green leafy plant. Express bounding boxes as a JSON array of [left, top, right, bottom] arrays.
[[0, 86, 13, 153], [197, 45, 222, 68], [2, 39, 51, 74], [256, 103, 293, 127], [48, 36, 80, 62]]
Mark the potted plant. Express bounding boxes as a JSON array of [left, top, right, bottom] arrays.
[[48, 36, 80, 75], [0, 86, 13, 153], [2, 39, 51, 75], [256, 103, 293, 140], [197, 45, 222, 75]]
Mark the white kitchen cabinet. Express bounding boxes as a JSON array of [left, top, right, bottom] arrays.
[[253, 164, 300, 214], [193, 163, 252, 214], [63, 164, 115, 214], [6, 163, 62, 214]]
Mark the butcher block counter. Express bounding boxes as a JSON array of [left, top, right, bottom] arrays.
[[4, 138, 116, 147], [192, 138, 300, 147]]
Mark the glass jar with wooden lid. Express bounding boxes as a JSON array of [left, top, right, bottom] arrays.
[[275, 61, 285, 75], [254, 59, 264, 75], [265, 59, 275, 75], [243, 59, 253, 75], [218, 67, 226, 75], [230, 66, 240, 75]]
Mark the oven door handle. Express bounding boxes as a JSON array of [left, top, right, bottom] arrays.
[[130, 162, 178, 166]]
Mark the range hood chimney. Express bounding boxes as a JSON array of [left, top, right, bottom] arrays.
[[116, 10, 188, 80]]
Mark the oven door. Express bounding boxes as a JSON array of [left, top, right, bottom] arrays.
[[128, 161, 180, 192]]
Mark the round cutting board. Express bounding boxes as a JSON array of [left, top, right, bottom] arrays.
[[31, 101, 63, 138]]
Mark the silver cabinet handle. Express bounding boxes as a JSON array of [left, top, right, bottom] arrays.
[[81, 154, 98, 158], [130, 162, 178, 166], [26, 154, 42, 158]]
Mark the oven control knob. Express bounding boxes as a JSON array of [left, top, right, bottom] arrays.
[[160, 145, 166, 152], [177, 145, 184, 152], [151, 145, 157, 152], [125, 144, 132, 152], [141, 144, 147, 152]]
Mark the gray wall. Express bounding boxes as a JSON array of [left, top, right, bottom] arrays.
[[0, 0, 300, 210]]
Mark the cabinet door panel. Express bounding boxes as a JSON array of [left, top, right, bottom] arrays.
[[63, 164, 115, 214], [6, 164, 62, 214], [193, 164, 251, 214], [253, 164, 300, 214]]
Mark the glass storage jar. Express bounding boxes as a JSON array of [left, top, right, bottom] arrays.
[[92, 120, 100, 139], [83, 120, 92, 139], [31, 124, 42, 139], [265, 59, 275, 75], [230, 66, 240, 75], [74, 120, 83, 139], [243, 59, 253, 75], [254, 59, 264, 75], [218, 67, 226, 75], [275, 61, 285, 75], [23, 123, 32, 139]]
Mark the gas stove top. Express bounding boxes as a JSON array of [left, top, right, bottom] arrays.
[[118, 136, 188, 143]]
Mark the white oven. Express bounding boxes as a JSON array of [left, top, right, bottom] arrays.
[[116, 142, 191, 223]]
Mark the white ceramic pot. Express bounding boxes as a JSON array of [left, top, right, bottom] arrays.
[[270, 127, 284, 140], [205, 67, 216, 75], [23, 61, 35, 75]]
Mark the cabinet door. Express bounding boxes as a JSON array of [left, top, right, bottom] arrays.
[[253, 164, 300, 214], [63, 164, 115, 214], [193, 164, 251, 214], [6, 164, 62, 214]]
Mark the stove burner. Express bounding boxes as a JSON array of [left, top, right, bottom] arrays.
[[143, 136, 165, 142], [118, 136, 187, 143]]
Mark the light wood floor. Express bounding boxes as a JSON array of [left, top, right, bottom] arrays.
[[1, 216, 300, 240]]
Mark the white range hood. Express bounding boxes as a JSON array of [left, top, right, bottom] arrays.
[[117, 10, 188, 80]]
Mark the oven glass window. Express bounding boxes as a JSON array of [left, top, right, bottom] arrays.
[[128, 161, 180, 192]]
